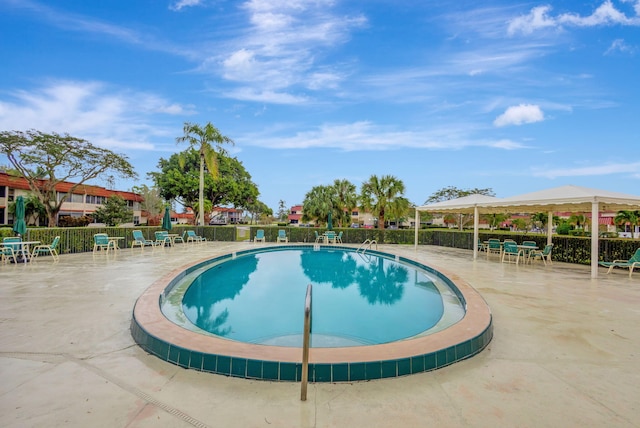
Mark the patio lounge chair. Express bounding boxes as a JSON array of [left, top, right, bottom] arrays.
[[31, 236, 60, 261], [93, 233, 115, 253], [154, 231, 172, 247], [502, 241, 524, 264], [1, 242, 17, 264], [521, 240, 538, 262], [131, 230, 155, 250], [184, 230, 206, 244], [599, 248, 640, 277], [254, 229, 265, 243], [486, 239, 501, 258], [314, 231, 323, 243], [172, 233, 185, 245], [335, 231, 343, 244], [529, 244, 554, 265], [276, 229, 288, 243]]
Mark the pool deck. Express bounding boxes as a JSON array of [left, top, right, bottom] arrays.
[[1, 242, 638, 427]]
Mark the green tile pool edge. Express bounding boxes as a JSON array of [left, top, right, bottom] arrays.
[[130, 314, 493, 382]]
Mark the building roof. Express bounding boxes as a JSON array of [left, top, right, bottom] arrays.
[[0, 172, 143, 202]]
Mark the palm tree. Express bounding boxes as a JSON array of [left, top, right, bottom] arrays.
[[332, 179, 357, 227], [359, 175, 406, 230], [485, 213, 509, 230], [530, 212, 548, 232], [387, 196, 410, 227], [176, 122, 233, 226], [614, 210, 640, 237], [302, 185, 334, 226], [568, 214, 588, 231]]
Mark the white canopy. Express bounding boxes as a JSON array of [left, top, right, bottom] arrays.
[[415, 194, 502, 214], [415, 185, 640, 278]]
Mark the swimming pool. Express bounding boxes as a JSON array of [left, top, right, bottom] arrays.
[[131, 245, 493, 382]]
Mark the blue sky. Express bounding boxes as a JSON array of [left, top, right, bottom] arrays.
[[1, 0, 639, 212]]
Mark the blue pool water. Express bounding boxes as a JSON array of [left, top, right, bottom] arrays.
[[168, 247, 465, 348]]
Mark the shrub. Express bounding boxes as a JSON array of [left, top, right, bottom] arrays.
[[556, 222, 572, 235], [58, 215, 92, 227]]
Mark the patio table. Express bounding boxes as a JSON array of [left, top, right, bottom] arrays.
[[107, 237, 124, 250], [7, 240, 40, 263]]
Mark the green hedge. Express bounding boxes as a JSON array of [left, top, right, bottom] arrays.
[[7, 226, 638, 265]]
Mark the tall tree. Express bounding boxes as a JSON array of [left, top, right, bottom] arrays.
[[176, 122, 233, 226], [150, 148, 258, 223], [332, 179, 357, 227], [531, 212, 549, 231], [131, 184, 164, 219], [302, 186, 335, 226], [359, 175, 406, 230], [387, 196, 410, 227], [8, 193, 46, 225], [614, 210, 640, 237], [568, 214, 588, 230], [424, 186, 496, 230], [424, 186, 494, 204], [276, 200, 289, 222], [91, 195, 133, 226], [246, 200, 272, 224], [0, 130, 136, 226]]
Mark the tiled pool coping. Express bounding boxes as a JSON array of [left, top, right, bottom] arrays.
[[131, 245, 493, 382]]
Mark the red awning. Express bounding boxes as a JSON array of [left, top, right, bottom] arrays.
[[599, 217, 613, 225]]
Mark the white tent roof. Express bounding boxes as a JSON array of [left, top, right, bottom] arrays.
[[414, 185, 640, 278], [416, 194, 501, 213], [487, 185, 640, 213]]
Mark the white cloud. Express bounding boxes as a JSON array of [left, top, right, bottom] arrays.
[[169, 0, 203, 11], [532, 162, 640, 178], [494, 104, 545, 127], [222, 88, 308, 104], [212, 0, 366, 103], [507, 6, 557, 35], [490, 139, 529, 150], [508, 1, 640, 35], [241, 121, 529, 151], [605, 38, 636, 54], [0, 80, 192, 151]]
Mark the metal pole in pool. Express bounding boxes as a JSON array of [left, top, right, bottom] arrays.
[[301, 284, 312, 401]]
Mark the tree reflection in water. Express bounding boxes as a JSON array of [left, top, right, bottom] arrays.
[[299, 249, 357, 289], [356, 256, 408, 305], [182, 254, 259, 336]]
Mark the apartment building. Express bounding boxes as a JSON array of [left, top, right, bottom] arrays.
[[288, 204, 375, 227], [0, 172, 145, 226], [210, 206, 245, 224]]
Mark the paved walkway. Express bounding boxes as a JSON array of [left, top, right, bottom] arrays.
[[1, 242, 638, 428]]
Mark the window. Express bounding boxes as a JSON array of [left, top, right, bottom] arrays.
[[133, 216, 140, 225], [351, 211, 359, 216], [8, 188, 15, 202], [0, 186, 5, 197]]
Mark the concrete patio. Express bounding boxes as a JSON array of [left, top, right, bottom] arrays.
[[1, 242, 638, 427]]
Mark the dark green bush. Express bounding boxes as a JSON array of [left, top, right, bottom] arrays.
[[556, 222, 572, 235]]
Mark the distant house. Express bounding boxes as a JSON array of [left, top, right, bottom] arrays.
[[288, 205, 304, 225], [210, 207, 244, 224], [287, 204, 375, 227], [0, 171, 146, 226]]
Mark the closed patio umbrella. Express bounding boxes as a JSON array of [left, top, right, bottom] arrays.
[[13, 195, 27, 237], [327, 211, 333, 230], [162, 206, 172, 231]]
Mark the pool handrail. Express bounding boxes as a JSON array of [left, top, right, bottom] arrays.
[[357, 239, 378, 254], [301, 283, 312, 401]]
